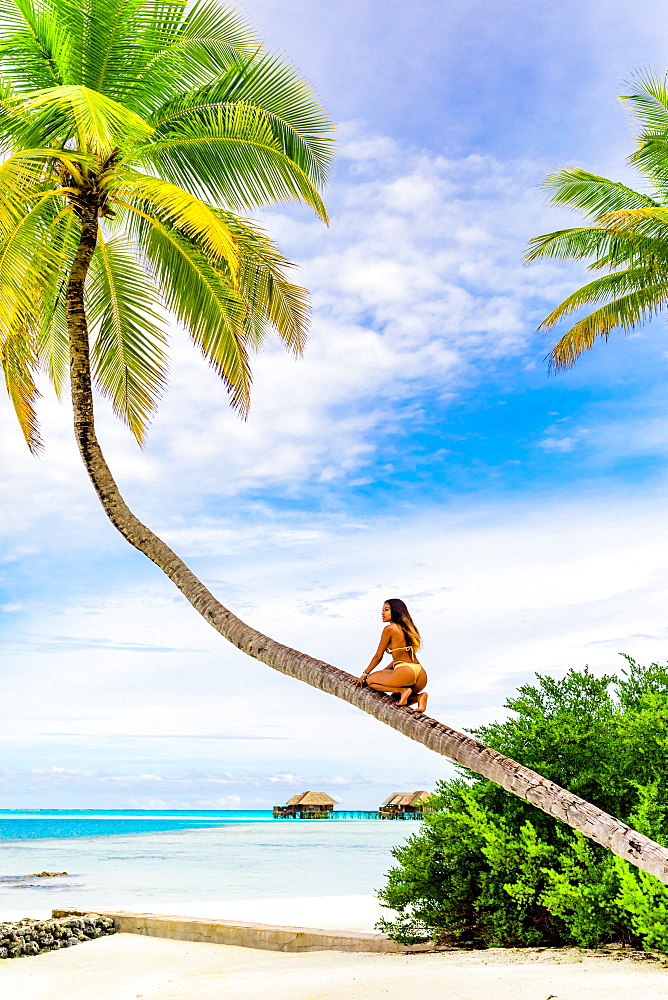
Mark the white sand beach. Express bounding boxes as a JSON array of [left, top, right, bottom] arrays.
[[0, 930, 666, 1000], [1, 895, 667, 999]]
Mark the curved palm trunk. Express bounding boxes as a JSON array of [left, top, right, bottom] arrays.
[[66, 213, 668, 886]]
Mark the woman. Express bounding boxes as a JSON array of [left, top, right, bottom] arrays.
[[354, 599, 428, 714]]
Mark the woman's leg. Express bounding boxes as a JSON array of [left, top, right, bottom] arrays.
[[367, 679, 414, 704], [404, 669, 429, 713], [366, 666, 418, 707], [413, 691, 428, 714]]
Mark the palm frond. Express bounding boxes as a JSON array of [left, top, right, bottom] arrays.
[[115, 168, 239, 272], [0, 145, 94, 187], [547, 282, 668, 370], [594, 206, 668, 241], [139, 102, 328, 218], [538, 268, 666, 331], [176, 0, 257, 58], [622, 70, 668, 137], [129, 0, 258, 110], [34, 205, 79, 395], [0, 195, 74, 339], [0, 158, 57, 231], [628, 139, 668, 197], [88, 230, 168, 442], [0, 0, 69, 90], [541, 168, 658, 217], [38, 272, 69, 394], [221, 210, 308, 354], [78, 0, 187, 102], [11, 84, 153, 151], [122, 201, 252, 411], [150, 50, 335, 187], [525, 226, 649, 266], [0, 206, 76, 415], [0, 325, 42, 451]]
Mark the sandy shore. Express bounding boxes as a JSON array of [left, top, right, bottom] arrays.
[[0, 931, 666, 1000], [1, 895, 666, 998]]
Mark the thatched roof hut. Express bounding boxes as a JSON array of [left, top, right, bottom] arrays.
[[273, 790, 338, 818], [380, 790, 432, 816], [286, 791, 338, 808]]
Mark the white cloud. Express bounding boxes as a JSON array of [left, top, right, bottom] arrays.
[[540, 436, 578, 453], [214, 142, 584, 491], [0, 127, 579, 532], [4, 487, 668, 805]]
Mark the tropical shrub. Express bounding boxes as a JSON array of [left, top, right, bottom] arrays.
[[377, 658, 668, 951]]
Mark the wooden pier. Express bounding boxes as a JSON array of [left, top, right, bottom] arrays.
[[273, 789, 432, 820], [273, 809, 422, 821]]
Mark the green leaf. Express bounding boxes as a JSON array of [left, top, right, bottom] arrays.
[[150, 50, 335, 187], [11, 84, 154, 151], [525, 226, 650, 267], [540, 168, 658, 217], [1, 326, 42, 451], [621, 70, 668, 138], [115, 167, 239, 270], [88, 230, 168, 442], [220, 209, 308, 355], [79, 0, 188, 98], [0, 0, 68, 90], [129, 0, 258, 111], [139, 101, 328, 219], [0, 194, 75, 343], [545, 281, 668, 370], [123, 202, 252, 412]]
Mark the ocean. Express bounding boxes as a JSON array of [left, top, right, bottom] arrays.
[[0, 810, 416, 920]]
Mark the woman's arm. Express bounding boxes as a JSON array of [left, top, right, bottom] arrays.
[[354, 625, 394, 686]]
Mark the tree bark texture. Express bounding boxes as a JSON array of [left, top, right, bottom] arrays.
[[66, 217, 668, 888]]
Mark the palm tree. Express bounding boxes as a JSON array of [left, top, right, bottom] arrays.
[[527, 73, 668, 369], [2, 1, 668, 886]]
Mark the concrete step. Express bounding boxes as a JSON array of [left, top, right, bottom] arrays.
[[52, 908, 431, 954]]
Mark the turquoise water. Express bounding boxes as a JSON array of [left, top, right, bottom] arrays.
[[0, 809, 275, 841], [0, 811, 415, 914]]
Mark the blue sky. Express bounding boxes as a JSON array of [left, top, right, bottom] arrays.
[[4, 0, 668, 809]]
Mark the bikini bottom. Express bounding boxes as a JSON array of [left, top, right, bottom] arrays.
[[392, 661, 422, 685]]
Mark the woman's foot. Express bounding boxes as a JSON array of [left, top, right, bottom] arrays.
[[413, 692, 428, 714], [396, 688, 412, 707]]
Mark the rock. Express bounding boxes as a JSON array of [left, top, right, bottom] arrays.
[[0, 913, 115, 959]]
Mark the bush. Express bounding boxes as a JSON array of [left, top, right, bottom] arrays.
[[377, 658, 668, 952], [615, 859, 668, 953]]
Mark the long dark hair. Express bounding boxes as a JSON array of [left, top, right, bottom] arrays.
[[385, 598, 421, 652]]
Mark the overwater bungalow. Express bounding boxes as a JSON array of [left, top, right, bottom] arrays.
[[379, 790, 432, 818], [273, 791, 338, 818]]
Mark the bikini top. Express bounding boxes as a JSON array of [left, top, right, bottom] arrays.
[[387, 644, 417, 659]]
